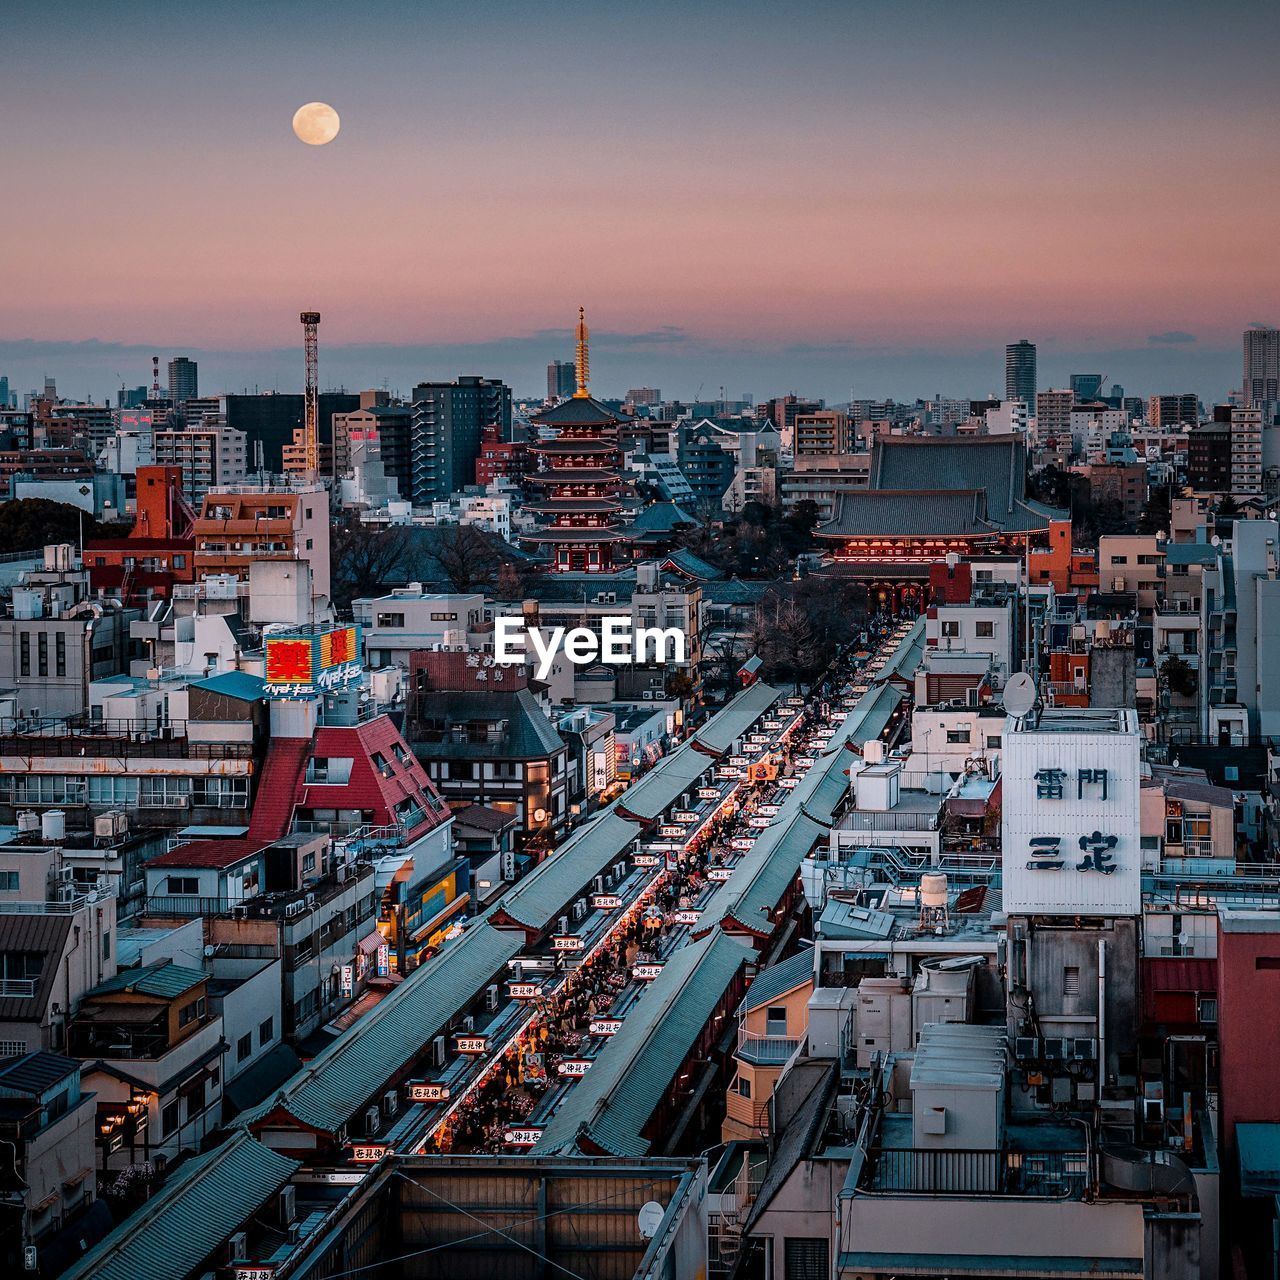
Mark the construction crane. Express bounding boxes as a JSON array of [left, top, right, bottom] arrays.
[[300, 311, 321, 478]]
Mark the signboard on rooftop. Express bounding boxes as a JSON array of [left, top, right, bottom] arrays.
[[264, 624, 363, 698]]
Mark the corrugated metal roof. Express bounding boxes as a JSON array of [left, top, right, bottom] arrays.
[[240, 922, 521, 1133], [86, 961, 206, 1001], [496, 813, 638, 930], [741, 949, 814, 1012], [60, 1133, 300, 1280], [0, 1051, 80, 1097], [536, 931, 751, 1157], [837, 1253, 1142, 1278], [0, 913, 71, 1021], [692, 681, 780, 754]]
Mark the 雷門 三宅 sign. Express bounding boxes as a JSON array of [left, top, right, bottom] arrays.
[[1000, 709, 1141, 917], [263, 624, 363, 699]]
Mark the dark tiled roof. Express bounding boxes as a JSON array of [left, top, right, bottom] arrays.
[[412, 687, 565, 760], [741, 949, 814, 1012], [868, 435, 1066, 532], [532, 395, 631, 427], [452, 804, 520, 833], [817, 489, 994, 538], [149, 837, 265, 869], [661, 548, 724, 580], [630, 502, 696, 534], [0, 914, 72, 1021]]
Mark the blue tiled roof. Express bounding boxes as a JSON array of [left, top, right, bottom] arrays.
[[189, 670, 266, 702]]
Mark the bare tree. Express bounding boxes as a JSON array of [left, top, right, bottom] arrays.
[[434, 522, 506, 592], [330, 520, 415, 613]]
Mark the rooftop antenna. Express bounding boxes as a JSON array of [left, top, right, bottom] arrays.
[[151, 356, 161, 400], [1002, 671, 1038, 724], [573, 307, 590, 398]]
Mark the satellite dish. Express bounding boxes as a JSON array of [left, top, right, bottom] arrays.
[[1002, 672, 1037, 719], [637, 1201, 665, 1240]]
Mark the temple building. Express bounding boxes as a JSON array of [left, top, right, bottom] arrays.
[[521, 309, 633, 573], [815, 435, 1072, 609]]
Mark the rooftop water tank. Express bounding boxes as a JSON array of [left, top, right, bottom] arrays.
[[920, 872, 949, 910], [42, 809, 66, 842]]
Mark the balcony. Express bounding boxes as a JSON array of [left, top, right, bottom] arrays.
[[736, 1029, 800, 1067], [0, 716, 253, 760], [861, 1145, 1089, 1198]]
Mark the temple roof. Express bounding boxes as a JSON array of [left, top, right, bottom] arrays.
[[816, 489, 998, 539], [532, 395, 631, 428], [526, 467, 621, 485], [866, 435, 1066, 532]]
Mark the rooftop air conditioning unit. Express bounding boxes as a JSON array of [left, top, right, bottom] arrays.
[[484, 984, 499, 1011], [1043, 1037, 1069, 1062], [593, 876, 605, 895], [363, 1106, 381, 1135], [430, 1035, 447, 1067], [462, 1015, 475, 1034], [571, 899, 587, 922], [95, 812, 120, 840], [284, 900, 303, 918], [226, 1231, 249, 1263], [1072, 1037, 1098, 1061], [1014, 1036, 1040, 1060], [16, 811, 38, 833], [557, 915, 570, 936], [381, 1090, 399, 1118], [642, 690, 653, 700], [277, 1184, 297, 1227]]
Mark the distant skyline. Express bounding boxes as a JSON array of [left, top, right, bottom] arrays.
[[2, 0, 1277, 400], [0, 330, 1251, 408]]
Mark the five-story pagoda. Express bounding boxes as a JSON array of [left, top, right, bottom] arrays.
[[522, 308, 632, 572]]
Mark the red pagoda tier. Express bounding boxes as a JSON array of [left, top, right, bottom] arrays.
[[521, 308, 635, 573]]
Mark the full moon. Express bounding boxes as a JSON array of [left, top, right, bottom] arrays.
[[292, 102, 340, 146]]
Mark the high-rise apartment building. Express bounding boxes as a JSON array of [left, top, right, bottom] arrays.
[[1211, 404, 1263, 495], [167, 356, 198, 403], [1148, 393, 1199, 430], [1005, 340, 1036, 405], [794, 410, 850, 456], [1243, 325, 1280, 420], [757, 395, 823, 434], [547, 361, 576, 401], [1034, 389, 1072, 444], [624, 388, 661, 407], [410, 376, 512, 506]]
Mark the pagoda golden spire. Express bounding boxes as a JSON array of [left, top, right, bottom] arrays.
[[573, 306, 590, 398]]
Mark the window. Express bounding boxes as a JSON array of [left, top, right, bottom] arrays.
[[237, 1032, 253, 1062], [167, 876, 199, 895], [0, 952, 43, 982], [1198, 997, 1218, 1025], [178, 996, 207, 1027], [941, 620, 960, 637], [37, 632, 48, 677], [259, 1017, 274, 1046], [975, 620, 994, 637], [102, 930, 110, 961], [19, 634, 29, 677], [302, 851, 316, 873], [55, 632, 66, 677], [766, 1006, 788, 1037], [945, 727, 970, 744], [784, 1237, 829, 1280], [161, 1100, 179, 1137], [986, 735, 1002, 749], [376, 612, 406, 628], [0, 872, 17, 893], [1063, 966, 1080, 996], [1256, 958, 1280, 971], [1110, 554, 1128, 565], [0, 1039, 26, 1057], [735, 1074, 751, 1098]]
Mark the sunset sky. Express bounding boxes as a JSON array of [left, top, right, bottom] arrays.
[[2, 0, 1277, 401]]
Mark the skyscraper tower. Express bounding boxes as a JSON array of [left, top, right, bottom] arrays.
[[167, 356, 198, 403], [547, 360, 576, 401], [1243, 325, 1280, 422], [1006, 340, 1037, 406]]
